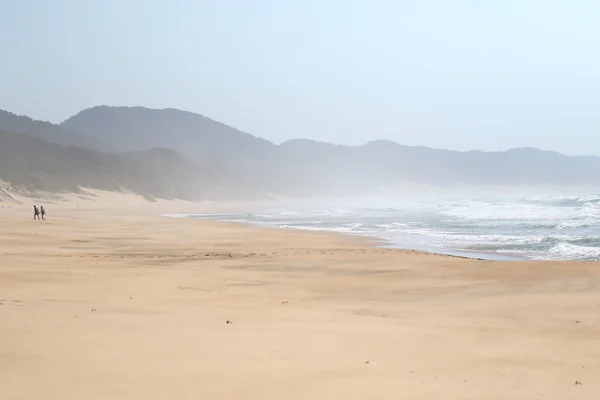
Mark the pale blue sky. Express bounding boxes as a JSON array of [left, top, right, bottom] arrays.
[[2, 0, 599, 154]]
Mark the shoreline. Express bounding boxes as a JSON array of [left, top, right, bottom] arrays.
[[165, 213, 529, 262], [3, 193, 600, 399]]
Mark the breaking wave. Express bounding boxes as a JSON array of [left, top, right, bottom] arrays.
[[172, 194, 600, 261]]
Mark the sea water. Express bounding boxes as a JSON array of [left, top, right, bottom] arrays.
[[172, 194, 600, 261]]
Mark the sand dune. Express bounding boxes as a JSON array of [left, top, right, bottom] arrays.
[[1, 193, 599, 399]]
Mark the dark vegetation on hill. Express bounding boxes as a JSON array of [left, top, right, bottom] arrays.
[[2, 105, 600, 201], [0, 129, 253, 201]]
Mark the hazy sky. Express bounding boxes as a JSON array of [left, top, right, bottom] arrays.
[[2, 0, 599, 154]]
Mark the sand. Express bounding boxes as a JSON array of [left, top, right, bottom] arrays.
[[1, 192, 600, 399]]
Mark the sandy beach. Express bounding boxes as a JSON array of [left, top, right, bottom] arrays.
[[1, 193, 600, 399]]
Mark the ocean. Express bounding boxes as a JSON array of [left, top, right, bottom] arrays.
[[171, 194, 600, 261]]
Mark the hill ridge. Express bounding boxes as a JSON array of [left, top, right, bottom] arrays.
[[0, 108, 113, 152], [2, 105, 600, 200]]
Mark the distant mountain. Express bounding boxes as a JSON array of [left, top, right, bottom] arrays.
[[61, 105, 277, 187], [274, 139, 600, 191], [61, 105, 272, 157], [0, 109, 113, 152], [59, 105, 600, 196], [3, 105, 600, 201], [0, 129, 254, 201]]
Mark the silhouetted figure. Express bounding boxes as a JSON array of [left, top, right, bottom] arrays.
[[33, 205, 40, 221], [40, 206, 46, 221]]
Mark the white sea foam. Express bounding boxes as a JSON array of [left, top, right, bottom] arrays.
[[441, 202, 598, 221], [537, 242, 600, 261], [171, 194, 600, 261], [555, 220, 592, 230]]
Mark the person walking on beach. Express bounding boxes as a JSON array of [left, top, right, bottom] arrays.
[[33, 205, 40, 221], [40, 206, 46, 221]]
